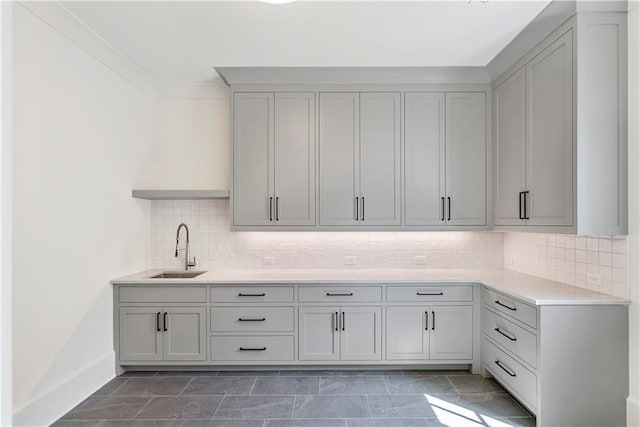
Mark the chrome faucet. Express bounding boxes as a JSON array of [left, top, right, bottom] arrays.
[[175, 223, 197, 270]]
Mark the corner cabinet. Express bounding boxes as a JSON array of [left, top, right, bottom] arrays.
[[493, 10, 628, 234], [233, 92, 316, 227], [318, 92, 401, 226]]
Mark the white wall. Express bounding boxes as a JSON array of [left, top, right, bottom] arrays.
[[627, 1, 639, 425], [0, 2, 12, 425], [138, 83, 230, 190], [12, 3, 153, 425]]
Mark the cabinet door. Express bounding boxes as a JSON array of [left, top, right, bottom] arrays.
[[163, 307, 207, 361], [233, 93, 274, 226], [274, 93, 316, 226], [119, 307, 163, 361], [386, 306, 428, 360], [445, 93, 487, 226], [526, 31, 574, 226], [359, 92, 401, 225], [404, 92, 446, 226], [429, 305, 473, 360], [299, 306, 340, 361], [319, 93, 359, 225], [494, 68, 527, 226], [340, 307, 382, 361]]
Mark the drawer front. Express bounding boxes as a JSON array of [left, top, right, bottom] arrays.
[[211, 307, 294, 332], [211, 286, 294, 303], [387, 285, 473, 302], [482, 308, 537, 368], [483, 288, 537, 329], [483, 338, 537, 412], [211, 336, 294, 361], [298, 286, 382, 303], [119, 286, 207, 303]]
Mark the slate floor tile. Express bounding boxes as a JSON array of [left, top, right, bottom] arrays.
[[319, 377, 387, 395], [117, 371, 157, 377], [292, 395, 369, 419], [51, 421, 105, 427], [62, 397, 151, 420], [279, 370, 342, 377], [112, 377, 191, 396], [217, 371, 279, 377], [448, 375, 506, 393], [367, 395, 436, 418], [427, 393, 531, 419], [134, 396, 223, 420], [346, 418, 431, 427], [155, 371, 219, 377], [401, 370, 469, 376], [92, 378, 129, 396], [181, 420, 266, 427], [100, 421, 182, 427], [265, 419, 346, 427], [182, 376, 255, 396], [215, 396, 294, 418], [385, 375, 457, 395], [339, 370, 402, 376], [252, 376, 319, 395]]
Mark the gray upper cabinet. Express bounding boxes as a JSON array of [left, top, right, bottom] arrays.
[[405, 92, 486, 227], [404, 92, 445, 226], [319, 93, 360, 226], [445, 92, 487, 226], [274, 93, 316, 226], [319, 92, 401, 226], [233, 92, 316, 227], [233, 93, 274, 226], [494, 68, 526, 226], [525, 30, 573, 226]]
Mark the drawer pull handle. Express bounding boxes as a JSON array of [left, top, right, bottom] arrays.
[[494, 300, 517, 311], [156, 312, 161, 332], [494, 327, 517, 341], [326, 292, 353, 296], [239, 347, 267, 351], [163, 312, 168, 332], [417, 292, 444, 296], [239, 293, 266, 297], [494, 360, 517, 377], [239, 318, 266, 322]]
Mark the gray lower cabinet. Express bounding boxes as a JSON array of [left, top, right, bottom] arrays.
[[119, 306, 206, 362]]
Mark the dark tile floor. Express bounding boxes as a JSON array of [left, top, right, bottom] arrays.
[[53, 370, 535, 427]]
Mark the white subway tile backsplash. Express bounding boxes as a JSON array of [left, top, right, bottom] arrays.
[[150, 200, 504, 271], [504, 232, 629, 299]]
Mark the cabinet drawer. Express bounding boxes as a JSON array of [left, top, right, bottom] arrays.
[[298, 286, 382, 302], [211, 286, 294, 303], [211, 336, 294, 361], [483, 288, 537, 329], [211, 307, 294, 332], [483, 338, 537, 412], [387, 285, 473, 302], [482, 308, 537, 368], [119, 286, 207, 303]]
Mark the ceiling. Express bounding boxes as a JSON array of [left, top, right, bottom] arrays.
[[62, 0, 551, 84]]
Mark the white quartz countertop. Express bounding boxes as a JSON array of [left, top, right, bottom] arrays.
[[111, 268, 629, 306]]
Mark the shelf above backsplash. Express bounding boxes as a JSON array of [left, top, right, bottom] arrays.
[[132, 189, 230, 200]]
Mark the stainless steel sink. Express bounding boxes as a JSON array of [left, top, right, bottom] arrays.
[[150, 271, 206, 279]]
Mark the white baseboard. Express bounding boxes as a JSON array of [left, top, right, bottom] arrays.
[[629, 397, 640, 427], [13, 351, 115, 426]]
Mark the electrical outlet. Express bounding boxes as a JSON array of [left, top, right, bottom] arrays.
[[587, 273, 602, 286], [263, 256, 275, 266], [415, 256, 427, 266], [344, 256, 357, 266]]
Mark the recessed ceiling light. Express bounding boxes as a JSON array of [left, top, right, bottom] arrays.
[[257, 0, 298, 4]]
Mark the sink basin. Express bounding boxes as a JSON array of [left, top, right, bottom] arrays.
[[150, 271, 206, 279]]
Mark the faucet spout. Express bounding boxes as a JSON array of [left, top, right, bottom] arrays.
[[175, 223, 196, 270]]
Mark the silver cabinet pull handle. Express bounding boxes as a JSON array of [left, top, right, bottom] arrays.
[[495, 360, 517, 377], [494, 300, 517, 311], [495, 327, 517, 341]]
